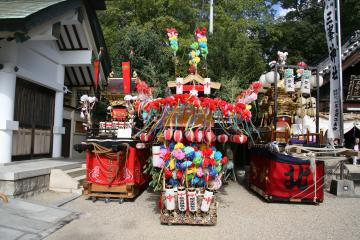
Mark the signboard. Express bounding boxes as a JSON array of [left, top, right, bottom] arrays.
[[324, 0, 343, 139], [346, 75, 360, 101]]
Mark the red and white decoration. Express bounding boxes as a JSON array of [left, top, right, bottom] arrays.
[[164, 128, 173, 141], [176, 77, 183, 94], [205, 130, 216, 143], [173, 130, 183, 142], [231, 134, 247, 144], [204, 78, 211, 95], [217, 134, 229, 143], [185, 129, 195, 142], [140, 133, 153, 142], [195, 129, 204, 143]]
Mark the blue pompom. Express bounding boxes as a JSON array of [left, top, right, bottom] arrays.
[[214, 151, 222, 160]]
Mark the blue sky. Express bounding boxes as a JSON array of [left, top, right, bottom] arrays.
[[272, 3, 293, 17]]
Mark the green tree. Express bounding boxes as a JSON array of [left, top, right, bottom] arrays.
[[98, 0, 272, 101]]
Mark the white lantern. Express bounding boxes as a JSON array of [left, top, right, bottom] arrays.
[[200, 188, 214, 212], [152, 145, 160, 167], [284, 68, 295, 93], [310, 75, 324, 88], [165, 185, 175, 211], [265, 71, 280, 84], [176, 77, 183, 94], [177, 186, 187, 212], [187, 188, 197, 212], [300, 70, 311, 97], [295, 81, 301, 89]]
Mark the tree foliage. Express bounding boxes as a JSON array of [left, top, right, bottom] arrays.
[[98, 0, 359, 100]]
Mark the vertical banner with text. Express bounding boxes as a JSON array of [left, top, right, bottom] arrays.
[[122, 61, 131, 93], [324, 0, 342, 139]]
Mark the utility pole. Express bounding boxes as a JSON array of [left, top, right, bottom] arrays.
[[209, 0, 214, 34]]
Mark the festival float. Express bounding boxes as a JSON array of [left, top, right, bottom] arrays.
[[136, 27, 260, 225], [73, 63, 151, 203], [248, 51, 360, 203]]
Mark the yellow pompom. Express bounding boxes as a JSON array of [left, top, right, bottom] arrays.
[[191, 51, 196, 58], [175, 142, 184, 149], [169, 158, 175, 170], [246, 105, 252, 110]]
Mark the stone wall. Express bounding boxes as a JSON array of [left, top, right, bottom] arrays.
[[0, 174, 50, 198]]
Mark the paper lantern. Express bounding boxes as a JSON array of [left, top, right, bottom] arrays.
[[177, 186, 187, 212], [165, 185, 175, 211], [194, 129, 204, 143], [200, 188, 214, 212], [300, 70, 311, 98], [217, 134, 229, 143], [205, 130, 216, 143], [310, 75, 324, 88], [231, 134, 247, 144], [187, 188, 197, 212], [164, 128, 173, 141], [140, 132, 153, 142], [284, 68, 295, 93], [152, 145, 161, 167], [185, 129, 195, 142], [173, 130, 183, 142], [265, 71, 280, 84]]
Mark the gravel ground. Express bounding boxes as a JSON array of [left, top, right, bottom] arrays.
[[45, 181, 360, 240]]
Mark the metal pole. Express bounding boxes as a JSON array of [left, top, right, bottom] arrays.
[[316, 69, 320, 146], [273, 65, 278, 140], [209, 0, 214, 34], [336, 0, 344, 146]]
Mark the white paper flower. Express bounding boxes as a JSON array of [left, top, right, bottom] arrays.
[[131, 96, 138, 101], [80, 112, 85, 119], [107, 106, 112, 110], [190, 89, 198, 96], [124, 95, 132, 101], [80, 95, 89, 102], [88, 96, 97, 103]]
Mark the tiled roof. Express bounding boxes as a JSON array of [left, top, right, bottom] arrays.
[[0, 0, 67, 19], [317, 30, 360, 74]]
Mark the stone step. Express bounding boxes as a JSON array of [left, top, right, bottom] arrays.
[[64, 167, 86, 178]]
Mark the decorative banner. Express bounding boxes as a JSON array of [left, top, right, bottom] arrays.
[[204, 78, 211, 94], [284, 69, 295, 93], [324, 0, 342, 139], [176, 77, 183, 94], [300, 70, 311, 98], [93, 59, 100, 89], [122, 62, 131, 94]]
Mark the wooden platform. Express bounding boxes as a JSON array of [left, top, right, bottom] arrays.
[[84, 182, 146, 200]]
